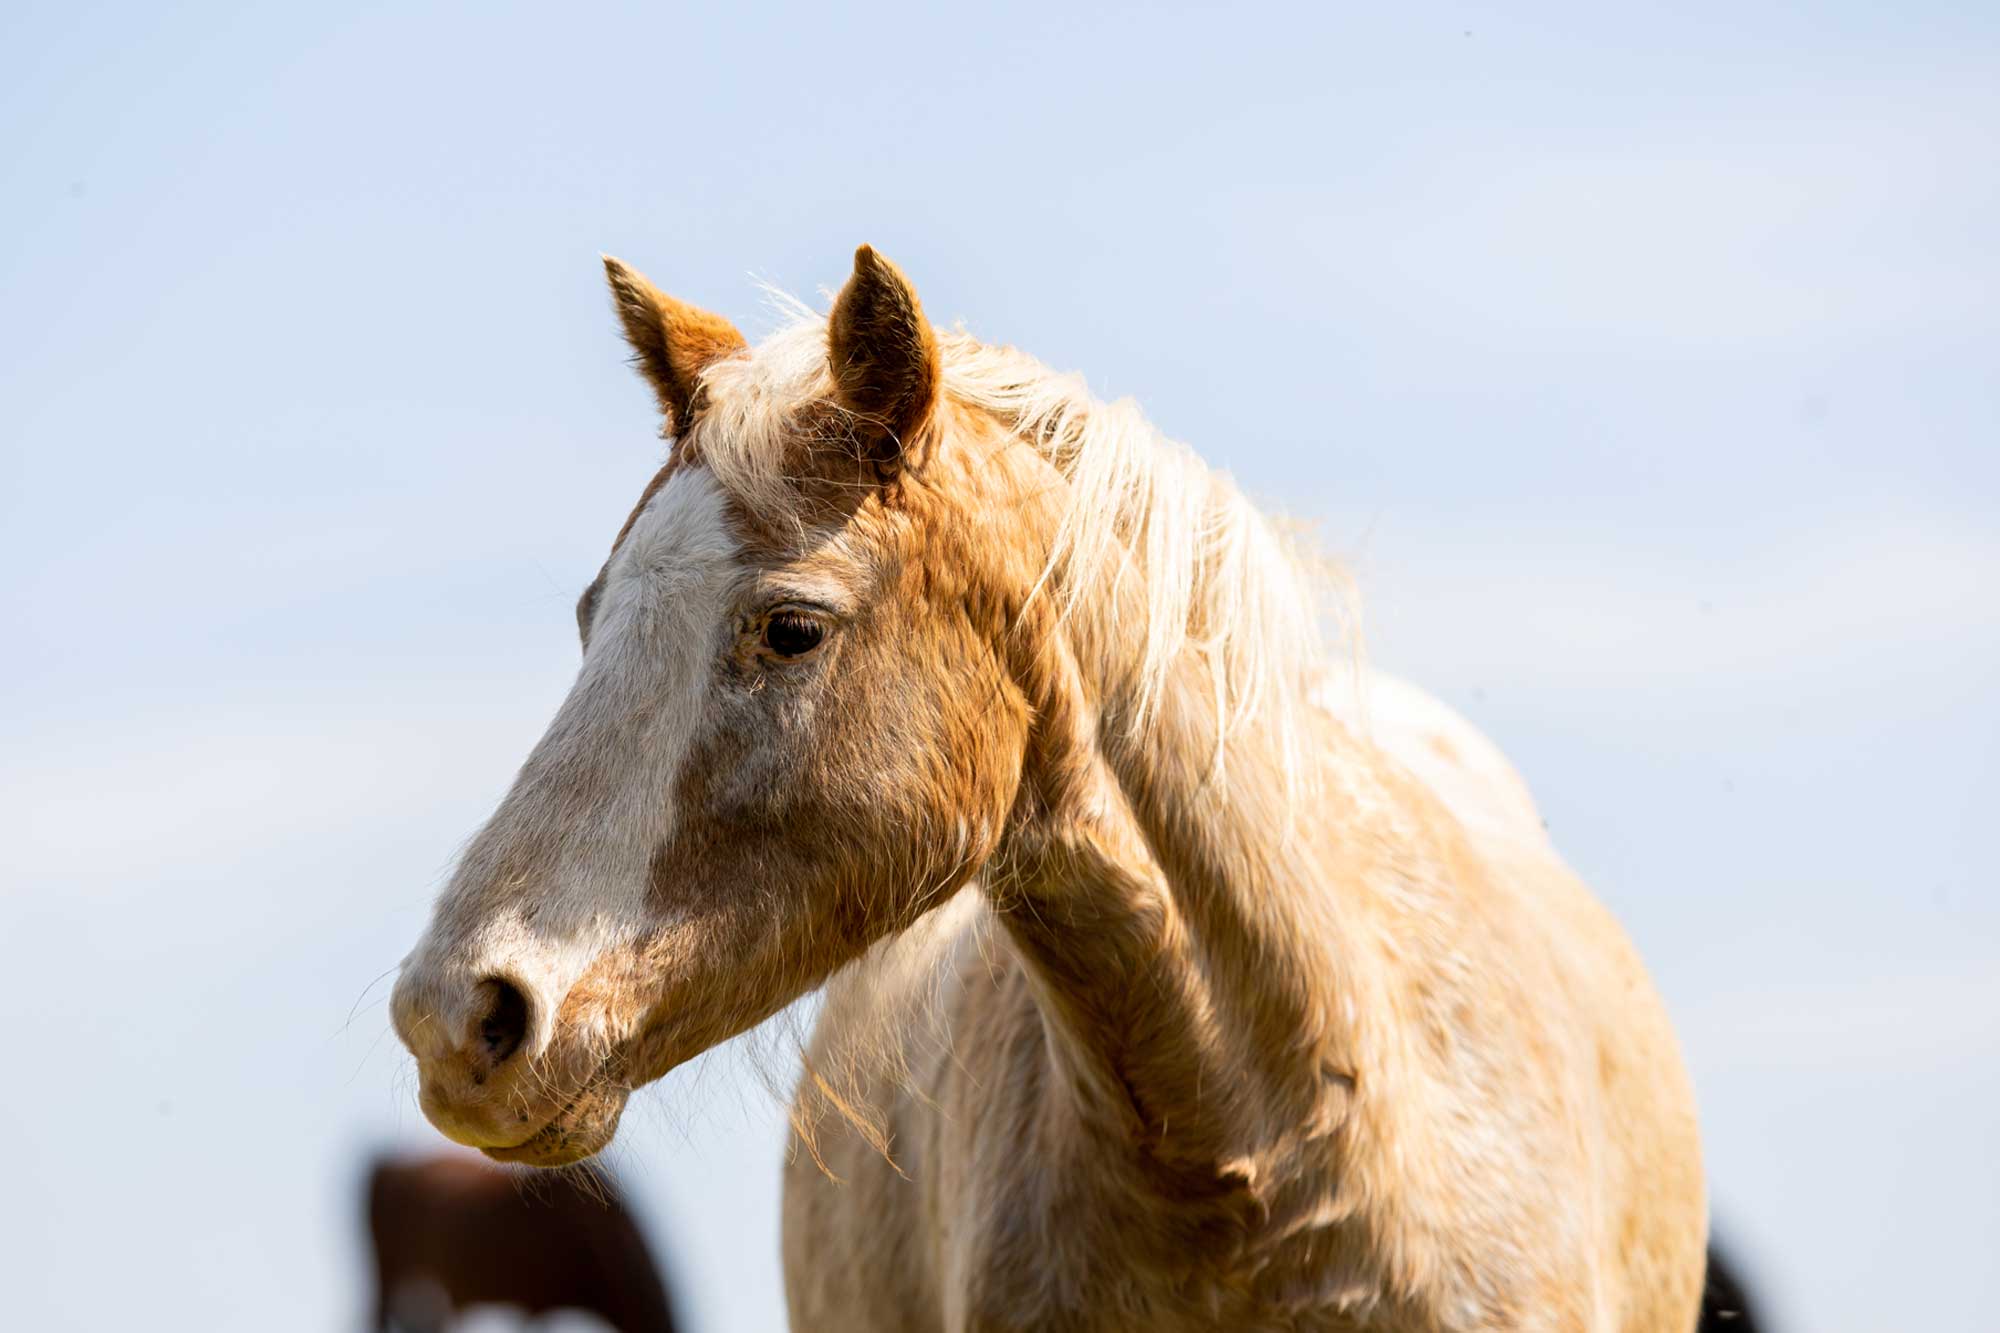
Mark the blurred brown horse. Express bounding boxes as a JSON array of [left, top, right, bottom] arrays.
[[1700, 1239, 1767, 1332], [367, 1153, 678, 1331]]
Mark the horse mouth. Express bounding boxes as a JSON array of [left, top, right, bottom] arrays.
[[470, 998, 677, 1167], [480, 1072, 632, 1168]]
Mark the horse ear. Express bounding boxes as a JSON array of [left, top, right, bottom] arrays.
[[827, 245, 940, 470], [602, 256, 746, 435]]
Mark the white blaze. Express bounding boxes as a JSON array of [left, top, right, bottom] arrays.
[[402, 465, 740, 1059]]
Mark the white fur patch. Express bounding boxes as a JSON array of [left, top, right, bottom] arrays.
[[1317, 671, 1549, 849], [401, 466, 740, 1057]]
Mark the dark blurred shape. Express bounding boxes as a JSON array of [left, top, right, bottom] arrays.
[[366, 1152, 678, 1332], [1699, 1238, 1766, 1332]]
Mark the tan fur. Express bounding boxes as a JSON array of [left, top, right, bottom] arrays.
[[826, 245, 942, 470], [392, 249, 1706, 1331], [602, 255, 747, 435]]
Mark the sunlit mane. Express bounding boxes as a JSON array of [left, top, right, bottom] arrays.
[[696, 300, 1354, 766]]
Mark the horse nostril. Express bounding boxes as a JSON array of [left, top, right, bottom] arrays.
[[476, 977, 530, 1066]]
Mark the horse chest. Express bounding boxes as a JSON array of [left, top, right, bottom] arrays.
[[930, 1102, 1369, 1331], [940, 1174, 1386, 1333]]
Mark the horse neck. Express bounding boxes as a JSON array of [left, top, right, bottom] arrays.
[[993, 580, 1368, 1200]]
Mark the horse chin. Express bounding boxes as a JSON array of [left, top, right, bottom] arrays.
[[480, 1076, 632, 1169]]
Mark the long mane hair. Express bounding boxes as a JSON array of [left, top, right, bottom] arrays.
[[696, 302, 1357, 784]]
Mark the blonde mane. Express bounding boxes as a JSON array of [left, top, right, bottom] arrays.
[[697, 302, 1354, 771]]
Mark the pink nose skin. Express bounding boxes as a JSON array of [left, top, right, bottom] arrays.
[[392, 974, 544, 1150]]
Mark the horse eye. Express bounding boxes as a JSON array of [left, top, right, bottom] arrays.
[[763, 611, 825, 658]]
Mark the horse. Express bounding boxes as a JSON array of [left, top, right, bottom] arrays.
[[365, 1151, 677, 1331], [1696, 1241, 1765, 1332], [389, 244, 1707, 1329]]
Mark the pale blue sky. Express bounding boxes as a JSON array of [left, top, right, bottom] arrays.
[[2, 3, 1995, 1330]]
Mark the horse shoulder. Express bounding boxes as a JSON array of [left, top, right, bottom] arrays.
[[1320, 671, 1707, 1329]]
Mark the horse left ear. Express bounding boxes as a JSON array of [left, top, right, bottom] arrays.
[[602, 256, 746, 436], [827, 245, 940, 471]]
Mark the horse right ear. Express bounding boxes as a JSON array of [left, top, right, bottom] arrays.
[[602, 256, 746, 436]]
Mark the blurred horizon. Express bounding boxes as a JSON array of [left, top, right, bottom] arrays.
[[3, 2, 1996, 1330]]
